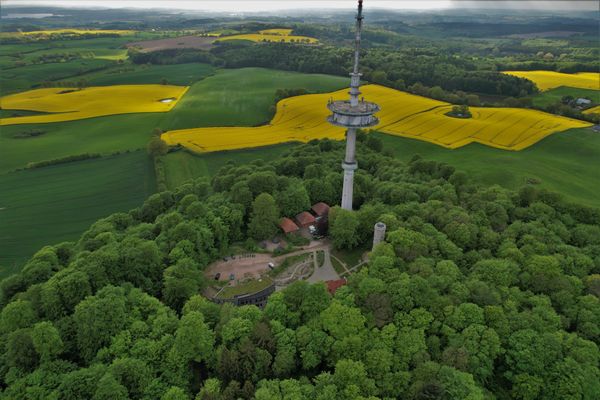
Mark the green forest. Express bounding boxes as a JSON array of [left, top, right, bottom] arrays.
[[1, 138, 599, 399]]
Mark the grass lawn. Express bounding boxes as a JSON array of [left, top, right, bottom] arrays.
[[317, 250, 325, 267], [217, 277, 273, 299], [377, 127, 600, 208], [160, 67, 349, 131], [0, 150, 156, 277], [530, 86, 599, 108], [330, 256, 347, 276], [269, 253, 311, 278], [333, 247, 367, 268], [163, 144, 294, 188]]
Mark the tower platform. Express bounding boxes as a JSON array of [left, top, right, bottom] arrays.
[[327, 100, 380, 128]]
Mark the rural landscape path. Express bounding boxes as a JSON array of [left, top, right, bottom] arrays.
[[307, 248, 340, 283]]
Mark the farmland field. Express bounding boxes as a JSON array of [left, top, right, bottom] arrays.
[[584, 105, 600, 114], [378, 127, 600, 208], [160, 68, 349, 131], [0, 113, 165, 173], [0, 58, 114, 95], [163, 145, 295, 189], [157, 127, 600, 208], [0, 68, 347, 173], [0, 84, 188, 125], [216, 28, 318, 43], [76, 63, 215, 86], [502, 70, 600, 90], [530, 86, 600, 107], [0, 150, 156, 276], [162, 84, 590, 152], [0, 29, 135, 38], [126, 35, 216, 52]]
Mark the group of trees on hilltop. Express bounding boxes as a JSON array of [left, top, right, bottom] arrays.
[[129, 42, 538, 98], [1, 138, 599, 399], [212, 43, 539, 97]]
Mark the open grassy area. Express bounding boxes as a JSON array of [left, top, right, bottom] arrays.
[[333, 247, 367, 268], [531, 86, 600, 108], [330, 256, 347, 276], [160, 68, 349, 131], [163, 145, 294, 188], [377, 127, 600, 208], [0, 150, 156, 277], [216, 277, 273, 299], [268, 253, 311, 278]]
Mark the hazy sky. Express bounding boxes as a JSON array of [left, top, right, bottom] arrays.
[[4, 0, 599, 12]]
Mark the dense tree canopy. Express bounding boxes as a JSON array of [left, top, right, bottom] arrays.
[[1, 138, 599, 399]]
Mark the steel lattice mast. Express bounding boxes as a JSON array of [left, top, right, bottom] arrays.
[[327, 0, 380, 211]]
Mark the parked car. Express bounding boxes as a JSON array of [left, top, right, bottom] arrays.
[[268, 262, 275, 270], [229, 273, 235, 281], [214, 273, 221, 280], [222, 257, 229, 262]]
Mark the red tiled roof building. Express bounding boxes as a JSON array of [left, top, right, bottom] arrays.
[[326, 279, 347, 294], [311, 202, 330, 217], [295, 211, 316, 228], [280, 217, 299, 234]]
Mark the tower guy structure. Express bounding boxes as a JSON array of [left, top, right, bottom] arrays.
[[327, 0, 380, 211]]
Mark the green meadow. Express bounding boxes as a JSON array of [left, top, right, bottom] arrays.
[[531, 86, 600, 108]]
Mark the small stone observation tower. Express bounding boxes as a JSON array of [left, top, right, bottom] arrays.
[[372, 222, 386, 250], [327, 0, 380, 211]]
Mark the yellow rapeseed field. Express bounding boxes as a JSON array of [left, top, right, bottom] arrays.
[[0, 29, 135, 38], [258, 29, 294, 35], [502, 71, 600, 91], [583, 105, 600, 115], [0, 85, 188, 125], [216, 28, 318, 44], [162, 85, 590, 152]]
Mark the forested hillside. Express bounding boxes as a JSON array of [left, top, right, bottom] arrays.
[[1, 137, 599, 399]]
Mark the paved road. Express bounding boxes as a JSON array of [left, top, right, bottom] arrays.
[[307, 248, 340, 283]]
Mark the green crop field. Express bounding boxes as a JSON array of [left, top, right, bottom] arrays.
[[0, 113, 165, 173], [531, 86, 600, 107], [0, 58, 114, 95], [163, 145, 295, 188], [377, 127, 600, 208], [160, 68, 349, 131], [0, 150, 156, 277], [80, 63, 215, 86]]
